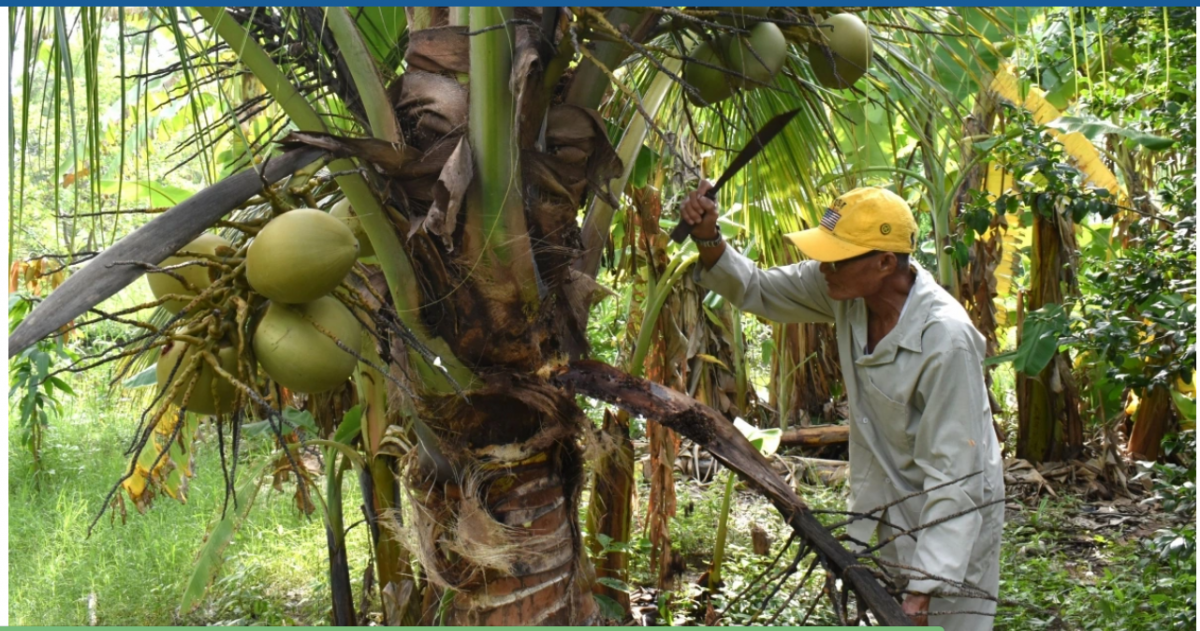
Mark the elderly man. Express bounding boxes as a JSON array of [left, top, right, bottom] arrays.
[[680, 183, 1004, 629]]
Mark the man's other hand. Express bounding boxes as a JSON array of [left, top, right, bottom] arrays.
[[902, 593, 931, 626]]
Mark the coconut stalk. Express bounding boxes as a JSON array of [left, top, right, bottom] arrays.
[[466, 7, 539, 304], [323, 450, 357, 626], [708, 469, 737, 590], [564, 8, 660, 110], [325, 8, 400, 144], [354, 326, 413, 619], [577, 59, 680, 280]]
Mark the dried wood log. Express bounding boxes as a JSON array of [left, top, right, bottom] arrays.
[[780, 424, 849, 447]]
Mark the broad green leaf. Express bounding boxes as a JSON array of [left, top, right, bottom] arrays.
[[596, 577, 631, 593], [44, 376, 75, 396], [282, 407, 319, 434], [983, 350, 1019, 367], [733, 418, 782, 457], [1045, 116, 1175, 151], [631, 145, 655, 189], [754, 428, 782, 458], [1012, 305, 1070, 376], [1172, 390, 1196, 424], [333, 405, 363, 445], [593, 594, 625, 620], [98, 179, 196, 207], [1014, 320, 1058, 375], [122, 365, 158, 389]]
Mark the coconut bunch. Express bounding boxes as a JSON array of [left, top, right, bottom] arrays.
[[142, 200, 378, 418], [681, 9, 874, 107], [682, 8, 788, 106], [805, 13, 874, 90]]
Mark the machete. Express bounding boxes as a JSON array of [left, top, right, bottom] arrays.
[[669, 108, 801, 243]]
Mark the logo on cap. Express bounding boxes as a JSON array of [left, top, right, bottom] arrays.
[[820, 208, 841, 231], [880, 223, 892, 235]]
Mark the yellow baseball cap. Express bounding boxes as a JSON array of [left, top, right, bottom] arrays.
[[784, 187, 917, 262]]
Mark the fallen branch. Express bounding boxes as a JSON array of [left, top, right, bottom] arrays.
[[553, 359, 911, 626]]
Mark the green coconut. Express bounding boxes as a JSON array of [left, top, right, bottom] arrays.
[[146, 233, 230, 313], [156, 342, 240, 415], [246, 208, 359, 304], [684, 36, 736, 106], [330, 198, 375, 258], [727, 21, 788, 88], [252, 296, 361, 394], [808, 13, 873, 89], [715, 6, 769, 29]]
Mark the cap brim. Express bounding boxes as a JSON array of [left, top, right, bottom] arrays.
[[783, 228, 873, 262]]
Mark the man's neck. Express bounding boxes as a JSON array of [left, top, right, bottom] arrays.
[[864, 267, 916, 325]]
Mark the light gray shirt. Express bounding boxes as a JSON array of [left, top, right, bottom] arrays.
[[694, 247, 1004, 598]]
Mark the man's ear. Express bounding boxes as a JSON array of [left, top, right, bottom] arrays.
[[879, 252, 898, 274]]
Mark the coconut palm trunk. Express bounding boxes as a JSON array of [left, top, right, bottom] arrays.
[[359, 9, 615, 622]]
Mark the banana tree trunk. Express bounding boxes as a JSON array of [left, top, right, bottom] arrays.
[[584, 409, 635, 611], [1127, 385, 1175, 460], [1016, 213, 1084, 462]]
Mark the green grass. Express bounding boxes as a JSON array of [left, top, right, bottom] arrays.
[[9, 367, 373, 626], [997, 497, 1196, 631], [14, 366, 1195, 628]]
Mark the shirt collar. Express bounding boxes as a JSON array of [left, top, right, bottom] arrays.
[[855, 261, 933, 364], [895, 261, 935, 353]]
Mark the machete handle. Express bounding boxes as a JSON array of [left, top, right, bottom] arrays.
[[669, 186, 719, 244]]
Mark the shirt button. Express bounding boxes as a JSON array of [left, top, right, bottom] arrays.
[[860, 416, 869, 424]]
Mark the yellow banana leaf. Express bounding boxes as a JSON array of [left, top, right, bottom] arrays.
[[983, 66, 1129, 326]]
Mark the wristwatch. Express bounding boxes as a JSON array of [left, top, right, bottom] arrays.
[[691, 232, 724, 248]]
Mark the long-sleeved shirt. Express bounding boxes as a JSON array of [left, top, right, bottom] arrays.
[[694, 247, 1004, 625]]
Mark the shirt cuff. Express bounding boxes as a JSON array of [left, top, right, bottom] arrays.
[[906, 578, 943, 596], [692, 247, 754, 302], [692, 247, 732, 282]]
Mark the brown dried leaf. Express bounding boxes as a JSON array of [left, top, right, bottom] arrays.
[[412, 136, 473, 250], [395, 71, 469, 148], [294, 481, 316, 515], [279, 131, 418, 176], [406, 26, 469, 74]]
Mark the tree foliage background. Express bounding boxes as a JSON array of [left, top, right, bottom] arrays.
[[7, 5, 1195, 627]]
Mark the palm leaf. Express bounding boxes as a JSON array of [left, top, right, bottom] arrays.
[[178, 459, 268, 614]]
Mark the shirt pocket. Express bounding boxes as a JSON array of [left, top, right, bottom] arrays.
[[860, 371, 914, 454]]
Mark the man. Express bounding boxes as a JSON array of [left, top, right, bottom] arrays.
[[680, 183, 1004, 629]]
